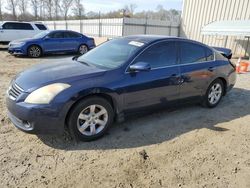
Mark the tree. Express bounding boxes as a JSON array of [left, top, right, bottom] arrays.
[[6, 0, 18, 20], [18, 0, 27, 16], [0, 0, 3, 21], [54, 0, 61, 20], [72, 0, 84, 19], [124, 3, 137, 16], [60, 0, 73, 20], [44, 0, 53, 20], [30, 0, 41, 20]]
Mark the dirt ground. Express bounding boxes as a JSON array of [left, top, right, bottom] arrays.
[[0, 47, 250, 188]]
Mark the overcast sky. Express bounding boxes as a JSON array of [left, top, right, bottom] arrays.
[[83, 0, 183, 13]]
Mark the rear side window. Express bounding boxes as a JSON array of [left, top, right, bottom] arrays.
[[179, 42, 213, 64], [2, 22, 33, 30], [64, 32, 82, 38], [35, 24, 47, 30], [134, 41, 177, 68], [48, 32, 64, 38]]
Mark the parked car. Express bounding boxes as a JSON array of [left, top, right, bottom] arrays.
[[8, 30, 96, 57], [0, 21, 48, 44], [6, 35, 236, 141]]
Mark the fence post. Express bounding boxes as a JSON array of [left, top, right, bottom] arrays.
[[65, 20, 68, 30], [80, 19, 82, 33], [144, 17, 148, 34], [98, 11, 102, 37], [122, 17, 125, 36]]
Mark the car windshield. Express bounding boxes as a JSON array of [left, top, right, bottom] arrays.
[[77, 38, 144, 69], [33, 31, 50, 38]]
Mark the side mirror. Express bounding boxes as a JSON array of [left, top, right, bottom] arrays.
[[44, 35, 50, 40], [0, 26, 3, 30], [129, 62, 151, 72]]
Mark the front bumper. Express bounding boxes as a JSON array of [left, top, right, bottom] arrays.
[[8, 46, 26, 55], [6, 95, 66, 134]]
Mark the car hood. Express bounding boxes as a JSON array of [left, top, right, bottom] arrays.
[[15, 58, 106, 92], [10, 38, 39, 44]]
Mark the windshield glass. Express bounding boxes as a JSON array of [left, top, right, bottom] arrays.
[[77, 38, 144, 69], [33, 31, 50, 39]]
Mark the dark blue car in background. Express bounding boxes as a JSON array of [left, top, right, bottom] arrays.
[[8, 30, 96, 57], [6, 35, 236, 141]]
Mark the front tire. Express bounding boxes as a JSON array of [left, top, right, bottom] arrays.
[[68, 97, 114, 141], [28, 45, 42, 58], [202, 79, 224, 108]]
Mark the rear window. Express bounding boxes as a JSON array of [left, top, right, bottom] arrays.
[[3, 22, 34, 30], [35, 24, 47, 30]]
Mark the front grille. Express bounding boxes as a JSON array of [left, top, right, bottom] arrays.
[[8, 83, 24, 100]]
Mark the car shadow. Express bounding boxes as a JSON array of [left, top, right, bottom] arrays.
[[37, 87, 250, 150]]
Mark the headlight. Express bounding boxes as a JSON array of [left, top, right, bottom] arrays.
[[24, 83, 71, 104], [10, 42, 25, 47]]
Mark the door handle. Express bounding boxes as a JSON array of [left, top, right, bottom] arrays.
[[208, 67, 215, 72]]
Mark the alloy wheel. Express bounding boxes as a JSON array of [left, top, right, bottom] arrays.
[[77, 104, 108, 136], [29, 46, 41, 57], [208, 83, 222, 105]]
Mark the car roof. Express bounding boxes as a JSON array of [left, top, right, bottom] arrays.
[[49, 30, 80, 33], [123, 35, 211, 48], [1, 21, 45, 24], [123, 35, 180, 44]]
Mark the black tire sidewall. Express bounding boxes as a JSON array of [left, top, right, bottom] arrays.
[[203, 79, 224, 108], [68, 97, 114, 141], [28, 45, 42, 58]]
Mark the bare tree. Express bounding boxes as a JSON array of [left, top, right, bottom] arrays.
[[30, 0, 41, 20], [53, 0, 61, 20], [72, 0, 84, 19], [44, 0, 53, 20], [18, 0, 27, 16], [0, 0, 3, 21], [124, 4, 137, 16], [60, 0, 73, 20], [6, 0, 18, 20]]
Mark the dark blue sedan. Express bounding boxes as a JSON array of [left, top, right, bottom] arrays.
[[8, 30, 96, 57], [6, 35, 236, 141]]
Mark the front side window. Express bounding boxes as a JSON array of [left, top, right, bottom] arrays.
[[133, 41, 177, 68], [48, 32, 64, 38], [179, 42, 212, 64]]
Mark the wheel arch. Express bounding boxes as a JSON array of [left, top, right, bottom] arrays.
[[216, 77, 228, 95], [64, 92, 118, 130], [27, 44, 43, 55]]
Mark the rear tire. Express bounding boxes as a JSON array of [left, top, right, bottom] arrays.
[[68, 97, 114, 141], [78, 44, 88, 55], [202, 79, 224, 108], [28, 45, 42, 58]]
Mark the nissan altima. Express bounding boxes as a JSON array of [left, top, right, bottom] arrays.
[[6, 35, 236, 141]]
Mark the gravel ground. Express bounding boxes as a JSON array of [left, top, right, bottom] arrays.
[[0, 49, 250, 188]]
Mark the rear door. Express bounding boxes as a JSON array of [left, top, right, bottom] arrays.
[[123, 41, 181, 111], [178, 41, 215, 100], [42, 31, 64, 52], [63, 31, 81, 51]]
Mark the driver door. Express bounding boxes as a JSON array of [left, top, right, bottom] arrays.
[[122, 41, 181, 112], [42, 31, 64, 53]]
